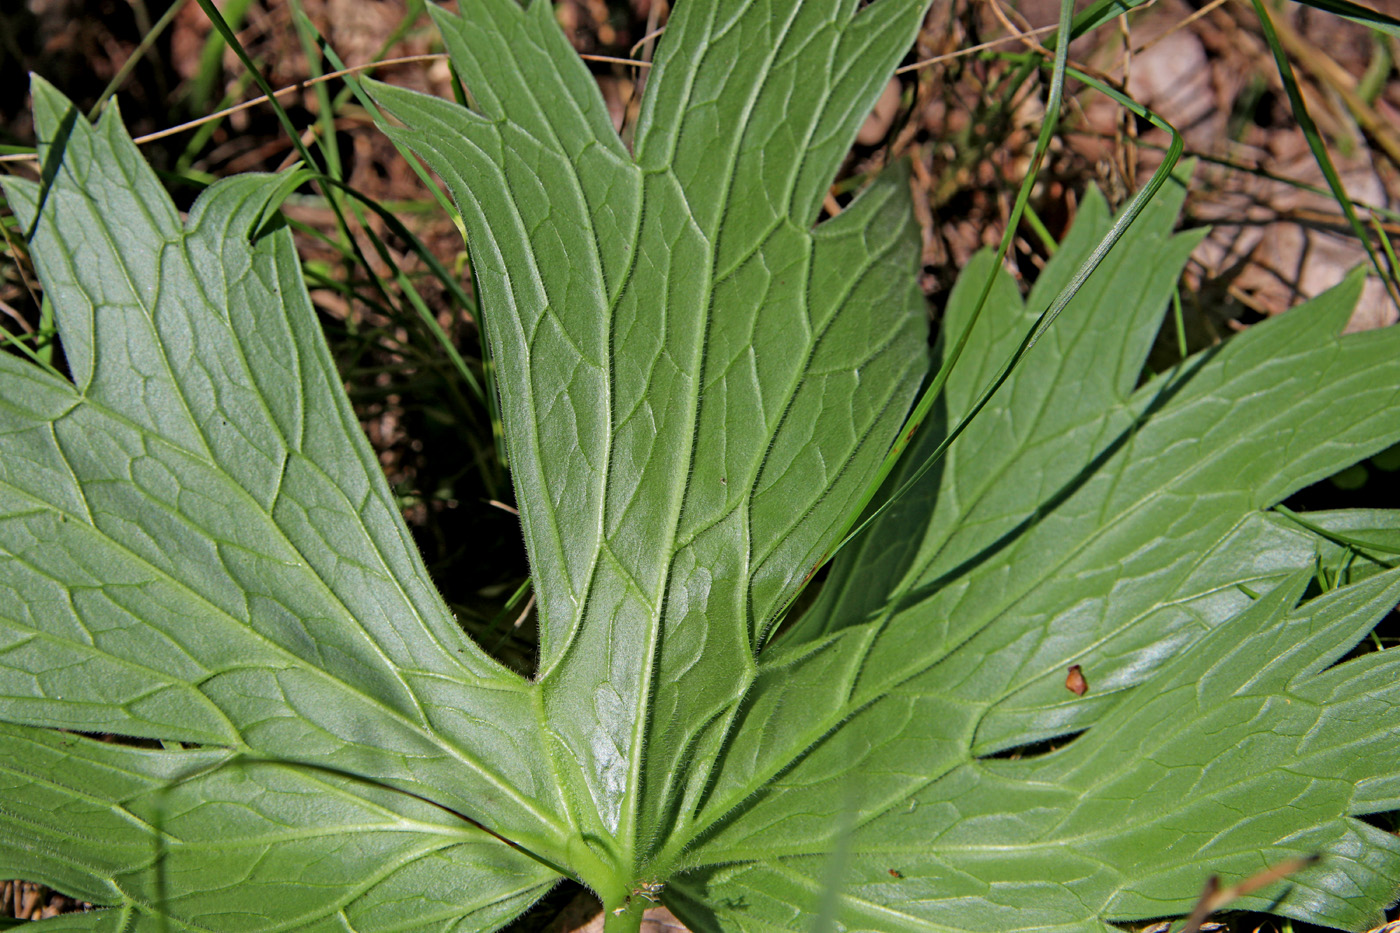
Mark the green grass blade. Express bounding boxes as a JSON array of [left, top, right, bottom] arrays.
[[821, 26, 1187, 593], [1252, 0, 1400, 313]]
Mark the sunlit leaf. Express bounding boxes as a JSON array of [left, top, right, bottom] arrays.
[[3, 1, 1398, 930]]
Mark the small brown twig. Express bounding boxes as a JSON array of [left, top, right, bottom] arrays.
[[1179, 855, 1321, 933], [0, 50, 654, 166]]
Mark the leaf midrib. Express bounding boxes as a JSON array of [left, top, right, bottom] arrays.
[[602, 0, 813, 861]]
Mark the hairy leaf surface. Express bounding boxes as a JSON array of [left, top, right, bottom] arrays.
[[369, 0, 931, 892], [672, 568, 1400, 932], [0, 724, 552, 932], [0, 80, 559, 929], [3, 1, 1400, 930], [660, 185, 1400, 927]]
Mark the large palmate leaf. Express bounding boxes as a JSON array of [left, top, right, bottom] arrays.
[[4, 0, 1400, 930], [369, 0, 932, 907], [4, 0, 935, 924], [0, 80, 559, 930], [658, 182, 1400, 928], [374, 0, 1400, 920]]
